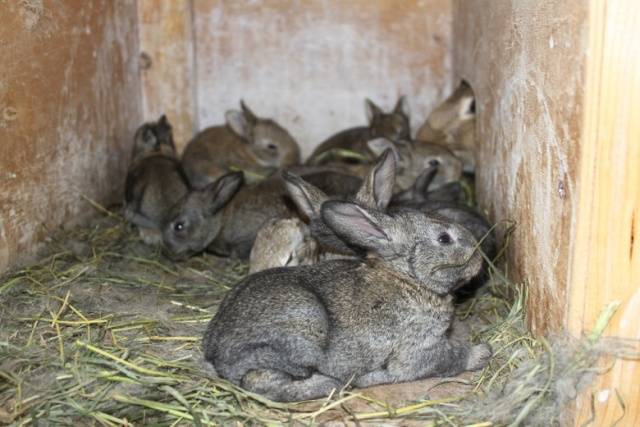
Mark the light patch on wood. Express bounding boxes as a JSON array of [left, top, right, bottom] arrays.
[[0, 1, 142, 273], [193, 0, 453, 158], [138, 0, 197, 150], [453, 0, 588, 334], [568, 0, 640, 424]]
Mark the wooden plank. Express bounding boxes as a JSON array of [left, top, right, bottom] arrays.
[[192, 0, 453, 158], [0, 0, 142, 273], [568, 0, 640, 424], [137, 0, 197, 151], [451, 0, 589, 335]]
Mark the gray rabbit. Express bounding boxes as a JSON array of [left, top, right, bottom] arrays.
[[203, 199, 491, 402], [161, 167, 369, 260], [284, 156, 496, 294], [124, 115, 189, 244], [181, 101, 301, 189]]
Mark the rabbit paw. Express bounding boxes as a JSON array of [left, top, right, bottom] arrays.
[[465, 343, 492, 371]]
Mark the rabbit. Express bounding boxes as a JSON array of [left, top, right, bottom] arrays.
[[123, 115, 189, 245], [249, 149, 397, 273], [391, 166, 497, 298], [285, 158, 495, 294], [416, 81, 476, 173], [203, 199, 492, 402], [306, 97, 410, 166], [181, 101, 301, 189], [161, 171, 286, 260], [248, 217, 320, 274], [282, 149, 398, 259], [365, 136, 463, 194], [162, 167, 369, 261]]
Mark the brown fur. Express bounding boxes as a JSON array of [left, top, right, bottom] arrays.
[[182, 101, 300, 189], [416, 81, 476, 172], [307, 97, 410, 165]]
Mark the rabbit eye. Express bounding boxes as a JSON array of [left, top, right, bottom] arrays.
[[437, 232, 453, 245], [266, 143, 278, 151], [173, 221, 186, 232], [428, 159, 440, 167]]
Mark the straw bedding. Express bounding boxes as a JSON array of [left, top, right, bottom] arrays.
[[0, 203, 633, 426]]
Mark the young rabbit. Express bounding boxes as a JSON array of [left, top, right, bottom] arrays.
[[124, 115, 189, 244], [306, 97, 410, 166], [162, 172, 286, 260], [416, 81, 476, 172], [284, 158, 495, 293], [248, 150, 397, 273], [203, 200, 492, 402], [162, 167, 367, 260], [366, 137, 463, 192], [391, 166, 497, 298], [181, 101, 301, 189], [248, 218, 320, 274]]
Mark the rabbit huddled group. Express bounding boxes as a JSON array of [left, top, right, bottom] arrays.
[[123, 81, 494, 402]]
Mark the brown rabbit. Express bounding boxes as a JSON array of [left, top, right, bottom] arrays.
[[306, 97, 410, 166], [181, 101, 301, 189], [416, 81, 476, 172], [124, 115, 189, 244]]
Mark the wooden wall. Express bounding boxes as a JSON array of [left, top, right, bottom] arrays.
[[567, 0, 640, 423], [0, 0, 142, 272], [140, 0, 454, 156], [454, 0, 640, 424], [453, 0, 588, 334]]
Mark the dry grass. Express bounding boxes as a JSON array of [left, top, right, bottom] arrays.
[[0, 204, 635, 426]]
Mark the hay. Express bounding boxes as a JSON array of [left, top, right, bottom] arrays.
[[0, 203, 635, 426]]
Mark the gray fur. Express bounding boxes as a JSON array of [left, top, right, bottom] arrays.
[[162, 168, 368, 260], [204, 201, 491, 402], [124, 115, 189, 244], [283, 149, 397, 257]]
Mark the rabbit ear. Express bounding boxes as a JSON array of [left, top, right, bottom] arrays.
[[365, 98, 383, 124], [240, 100, 258, 124], [225, 110, 251, 140], [282, 171, 329, 220], [203, 171, 244, 214], [458, 95, 475, 121], [321, 201, 390, 251], [394, 95, 409, 116], [158, 114, 171, 129], [355, 148, 396, 210], [391, 164, 438, 204]]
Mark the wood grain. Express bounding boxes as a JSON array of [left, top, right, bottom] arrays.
[[137, 0, 197, 150], [0, 0, 142, 273], [568, 0, 640, 424], [452, 0, 589, 334]]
